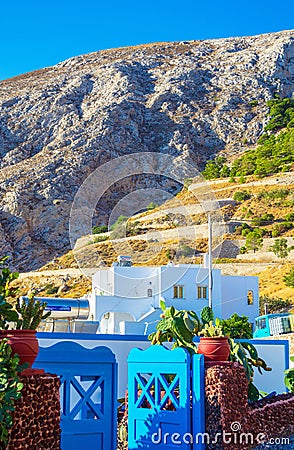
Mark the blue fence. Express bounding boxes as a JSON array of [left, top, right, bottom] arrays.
[[128, 346, 205, 449], [34, 342, 117, 450]]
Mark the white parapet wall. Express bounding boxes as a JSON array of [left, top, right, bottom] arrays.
[[35, 333, 290, 397]]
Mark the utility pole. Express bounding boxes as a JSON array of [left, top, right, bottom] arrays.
[[208, 213, 212, 309]]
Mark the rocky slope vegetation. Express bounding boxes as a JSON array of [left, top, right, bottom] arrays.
[[0, 30, 294, 269]]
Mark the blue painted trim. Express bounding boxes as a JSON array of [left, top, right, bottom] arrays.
[[192, 354, 205, 450], [35, 342, 117, 364], [238, 338, 289, 345], [128, 345, 190, 363], [37, 332, 149, 341]]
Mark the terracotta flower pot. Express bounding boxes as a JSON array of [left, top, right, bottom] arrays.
[[197, 336, 230, 362], [0, 329, 39, 368]]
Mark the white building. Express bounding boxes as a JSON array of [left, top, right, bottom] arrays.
[[89, 263, 259, 334]]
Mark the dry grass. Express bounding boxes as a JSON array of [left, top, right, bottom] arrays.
[[256, 263, 294, 302], [13, 274, 92, 299]]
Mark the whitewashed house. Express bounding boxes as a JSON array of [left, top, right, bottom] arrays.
[[89, 261, 258, 334]]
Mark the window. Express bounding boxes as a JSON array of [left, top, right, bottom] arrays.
[[173, 285, 184, 298], [197, 286, 208, 299], [256, 318, 266, 330], [247, 290, 254, 305]]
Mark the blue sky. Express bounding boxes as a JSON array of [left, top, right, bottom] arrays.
[[1, 0, 293, 80]]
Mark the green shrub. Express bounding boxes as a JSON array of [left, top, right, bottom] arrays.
[[183, 178, 193, 188], [0, 340, 24, 447], [87, 235, 109, 245], [201, 97, 294, 180], [109, 216, 129, 240], [251, 213, 274, 226], [220, 313, 253, 339], [202, 156, 227, 179], [285, 212, 294, 221], [283, 266, 294, 288], [179, 244, 194, 257], [92, 225, 108, 234], [110, 216, 128, 231], [44, 283, 59, 295], [233, 190, 251, 202], [234, 223, 251, 235], [256, 188, 290, 200], [147, 202, 158, 211], [272, 221, 293, 237]]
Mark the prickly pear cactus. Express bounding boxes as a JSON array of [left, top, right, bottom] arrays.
[[148, 301, 199, 355], [200, 306, 214, 325], [15, 293, 51, 330]]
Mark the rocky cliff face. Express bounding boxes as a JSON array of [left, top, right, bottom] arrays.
[[0, 30, 293, 269]]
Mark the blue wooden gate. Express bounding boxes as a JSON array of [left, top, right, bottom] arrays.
[[128, 346, 205, 449], [34, 342, 117, 450]]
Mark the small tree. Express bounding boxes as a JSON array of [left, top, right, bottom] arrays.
[[270, 238, 293, 260], [283, 266, 294, 288], [220, 313, 253, 339], [245, 229, 263, 253], [259, 295, 291, 315]]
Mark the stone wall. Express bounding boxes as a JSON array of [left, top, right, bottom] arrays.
[[205, 362, 294, 450], [7, 372, 60, 450]]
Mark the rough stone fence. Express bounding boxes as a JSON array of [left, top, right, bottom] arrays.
[[7, 372, 60, 450], [205, 363, 294, 450]]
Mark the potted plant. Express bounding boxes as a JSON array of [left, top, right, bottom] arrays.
[[0, 256, 51, 370], [197, 306, 230, 362], [197, 319, 230, 362]]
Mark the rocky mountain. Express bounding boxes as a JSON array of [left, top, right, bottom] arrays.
[[0, 30, 293, 270]]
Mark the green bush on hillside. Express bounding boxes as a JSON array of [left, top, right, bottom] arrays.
[[233, 190, 251, 202], [92, 225, 108, 234], [202, 97, 294, 179]]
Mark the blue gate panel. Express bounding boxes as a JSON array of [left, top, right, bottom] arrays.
[[128, 346, 193, 450], [192, 354, 205, 450], [34, 342, 117, 450]]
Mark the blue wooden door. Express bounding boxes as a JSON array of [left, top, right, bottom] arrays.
[[34, 342, 117, 450], [128, 346, 194, 449]]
